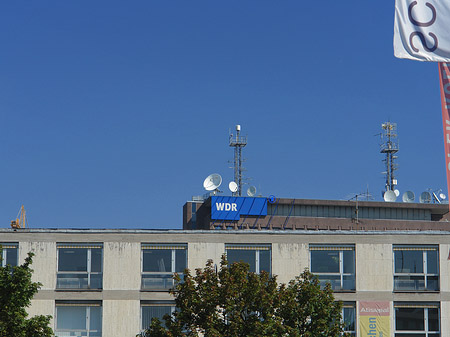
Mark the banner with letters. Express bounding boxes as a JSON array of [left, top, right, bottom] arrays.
[[439, 63, 450, 196], [359, 301, 390, 337], [211, 196, 267, 220], [394, 0, 450, 62]]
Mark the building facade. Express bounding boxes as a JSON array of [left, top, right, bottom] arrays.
[[1, 227, 450, 337]]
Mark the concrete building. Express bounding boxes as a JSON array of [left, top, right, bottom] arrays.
[[1, 197, 450, 336]]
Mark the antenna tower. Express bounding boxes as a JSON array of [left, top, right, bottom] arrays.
[[229, 125, 247, 196], [380, 122, 399, 192]]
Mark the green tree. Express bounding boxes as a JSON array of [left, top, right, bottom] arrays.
[[141, 255, 345, 337], [0, 250, 53, 337]]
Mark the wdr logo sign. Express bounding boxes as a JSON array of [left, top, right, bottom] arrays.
[[211, 196, 267, 220], [215, 202, 238, 211]]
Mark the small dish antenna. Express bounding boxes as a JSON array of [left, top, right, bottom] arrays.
[[419, 191, 432, 204], [247, 186, 257, 197], [394, 189, 400, 197], [440, 193, 447, 200], [402, 191, 415, 203], [384, 190, 397, 202], [203, 173, 222, 191], [228, 181, 238, 193]]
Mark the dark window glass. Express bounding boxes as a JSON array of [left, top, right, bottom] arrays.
[[142, 306, 173, 330], [175, 249, 186, 273], [395, 308, 424, 331], [343, 307, 355, 332], [427, 250, 438, 274], [6, 248, 18, 266], [143, 250, 172, 272], [395, 251, 423, 273], [58, 248, 87, 272], [259, 250, 271, 273], [91, 249, 102, 272], [343, 250, 354, 274], [227, 250, 256, 272], [57, 306, 87, 330], [311, 251, 339, 273], [428, 308, 439, 331]]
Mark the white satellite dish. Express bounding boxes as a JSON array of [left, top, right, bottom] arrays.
[[440, 193, 447, 200], [419, 191, 432, 204], [247, 186, 257, 197], [394, 189, 400, 197], [203, 173, 222, 191], [402, 191, 415, 203], [228, 181, 238, 193], [384, 190, 397, 202]]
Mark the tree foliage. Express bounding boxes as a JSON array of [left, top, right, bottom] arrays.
[[0, 251, 53, 337], [141, 255, 345, 337]]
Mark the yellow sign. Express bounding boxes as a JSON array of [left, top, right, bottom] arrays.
[[359, 302, 390, 337]]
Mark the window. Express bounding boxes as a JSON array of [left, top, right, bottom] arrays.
[[55, 301, 102, 337], [57, 243, 103, 290], [342, 302, 356, 336], [141, 244, 187, 290], [394, 245, 439, 291], [1, 243, 18, 267], [141, 301, 175, 332], [310, 244, 355, 291], [225, 244, 271, 274], [394, 302, 440, 336]]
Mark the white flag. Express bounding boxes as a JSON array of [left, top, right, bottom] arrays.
[[394, 0, 450, 62]]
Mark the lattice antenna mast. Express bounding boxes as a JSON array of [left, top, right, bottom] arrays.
[[229, 125, 247, 196], [380, 122, 399, 191]]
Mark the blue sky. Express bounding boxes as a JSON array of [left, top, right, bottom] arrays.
[[0, 1, 445, 229]]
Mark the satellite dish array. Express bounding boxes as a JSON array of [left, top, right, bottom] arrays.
[[383, 189, 447, 204], [203, 173, 257, 196]]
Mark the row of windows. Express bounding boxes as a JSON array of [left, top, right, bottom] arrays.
[[52, 301, 440, 337], [1, 243, 441, 292], [267, 204, 432, 221]]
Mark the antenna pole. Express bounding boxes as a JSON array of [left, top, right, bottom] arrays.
[[229, 125, 247, 196], [380, 122, 399, 192]]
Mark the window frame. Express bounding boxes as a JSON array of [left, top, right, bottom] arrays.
[[0, 243, 18, 267], [55, 301, 102, 337], [225, 244, 272, 274], [56, 243, 103, 290], [393, 245, 439, 292], [141, 243, 187, 291], [309, 244, 355, 292], [394, 302, 440, 336]]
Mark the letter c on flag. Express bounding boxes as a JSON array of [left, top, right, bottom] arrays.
[[408, 1, 437, 27]]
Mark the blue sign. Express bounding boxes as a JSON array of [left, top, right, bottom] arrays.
[[211, 196, 267, 220]]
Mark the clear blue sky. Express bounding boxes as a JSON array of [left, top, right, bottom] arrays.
[[0, 1, 445, 229]]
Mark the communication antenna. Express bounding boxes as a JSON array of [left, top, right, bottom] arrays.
[[348, 191, 374, 224], [419, 191, 432, 204], [247, 186, 257, 197], [203, 173, 222, 195], [229, 125, 247, 196], [430, 189, 447, 203], [402, 191, 415, 203], [228, 181, 238, 194], [380, 122, 399, 194], [384, 190, 397, 202]]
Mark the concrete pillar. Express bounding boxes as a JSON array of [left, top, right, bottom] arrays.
[[356, 243, 393, 291], [28, 300, 55, 331], [272, 243, 308, 284], [102, 300, 140, 337], [103, 242, 141, 290], [439, 244, 450, 292], [20, 241, 56, 290], [187, 242, 225, 271]]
